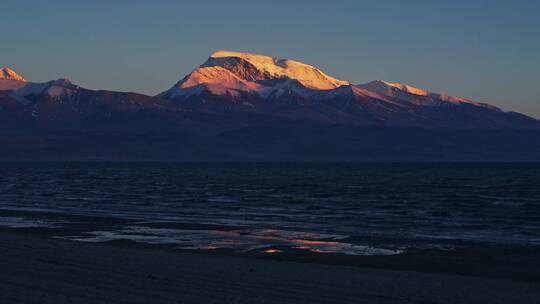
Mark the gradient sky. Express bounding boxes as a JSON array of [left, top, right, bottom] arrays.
[[1, 0, 539, 118]]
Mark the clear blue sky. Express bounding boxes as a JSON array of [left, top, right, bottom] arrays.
[[1, 0, 539, 118]]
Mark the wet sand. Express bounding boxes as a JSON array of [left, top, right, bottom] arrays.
[[0, 231, 539, 304]]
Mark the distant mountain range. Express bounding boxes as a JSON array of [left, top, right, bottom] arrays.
[[1, 51, 539, 161]]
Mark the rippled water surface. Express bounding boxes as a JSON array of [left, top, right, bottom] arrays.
[[1, 163, 539, 254]]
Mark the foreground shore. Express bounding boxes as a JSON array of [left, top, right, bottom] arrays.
[[1, 231, 539, 304]]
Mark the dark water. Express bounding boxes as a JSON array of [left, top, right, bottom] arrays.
[[0, 163, 539, 255]]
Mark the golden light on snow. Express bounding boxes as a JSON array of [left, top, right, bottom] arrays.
[[179, 50, 350, 94], [0, 68, 27, 82]]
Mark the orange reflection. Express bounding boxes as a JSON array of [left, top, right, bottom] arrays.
[[294, 239, 339, 245], [263, 249, 282, 254]]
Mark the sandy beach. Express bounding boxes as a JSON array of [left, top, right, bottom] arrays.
[[1, 231, 539, 304]]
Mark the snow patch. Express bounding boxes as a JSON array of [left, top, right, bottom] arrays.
[[0, 68, 26, 82], [359, 80, 499, 110]]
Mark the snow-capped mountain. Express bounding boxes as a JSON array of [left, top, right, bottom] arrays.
[[158, 51, 497, 110], [159, 50, 492, 108], [159, 50, 349, 100], [358, 80, 499, 110], [0, 67, 26, 81], [158, 50, 539, 129], [0, 68, 29, 91], [10, 78, 80, 105], [0, 68, 182, 131], [2, 52, 539, 131], [1, 53, 540, 161], [0, 68, 80, 104]]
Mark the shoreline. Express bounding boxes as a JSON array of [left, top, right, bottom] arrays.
[[1, 208, 540, 284], [1, 230, 539, 303]]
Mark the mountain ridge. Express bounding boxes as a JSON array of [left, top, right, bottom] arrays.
[[2, 52, 540, 131], [1, 52, 540, 161], [156, 50, 538, 130]]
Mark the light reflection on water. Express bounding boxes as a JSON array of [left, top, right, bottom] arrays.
[[58, 227, 403, 256]]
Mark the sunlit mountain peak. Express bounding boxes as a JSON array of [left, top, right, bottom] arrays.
[[0, 68, 27, 82]]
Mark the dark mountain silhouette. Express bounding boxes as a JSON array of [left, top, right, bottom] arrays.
[[1, 52, 539, 161]]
